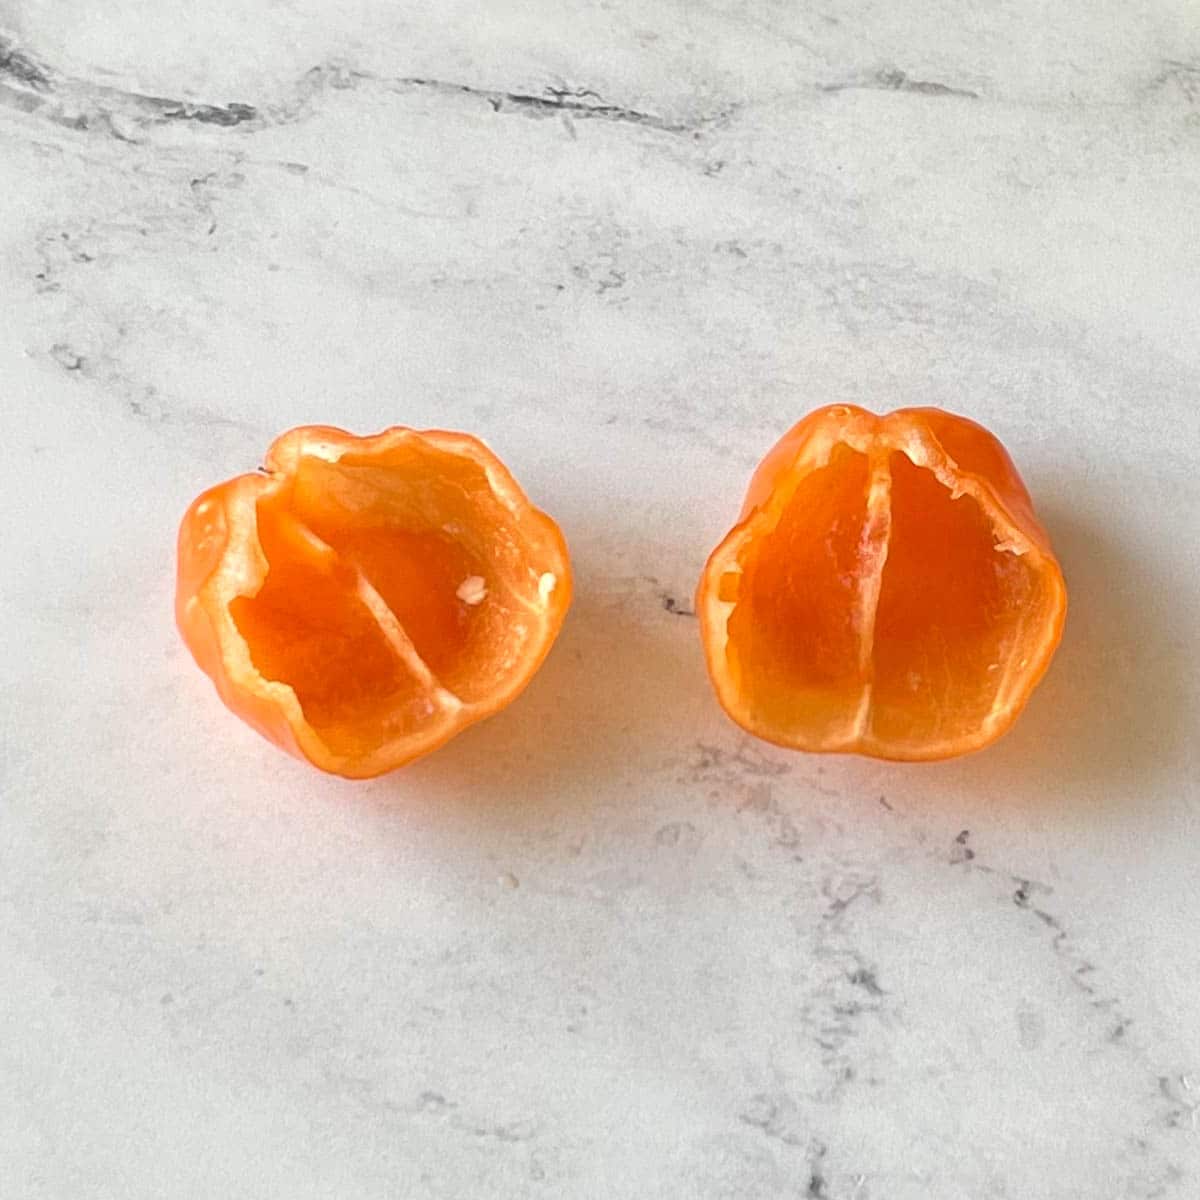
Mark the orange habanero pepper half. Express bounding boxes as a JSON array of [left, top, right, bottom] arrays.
[[176, 425, 571, 778], [697, 405, 1067, 761]]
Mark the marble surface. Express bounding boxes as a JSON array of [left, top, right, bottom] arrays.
[[2, 2, 1199, 1196]]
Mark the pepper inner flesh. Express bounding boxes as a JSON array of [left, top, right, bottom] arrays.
[[725, 443, 1049, 750], [229, 443, 542, 752], [726, 444, 873, 744], [229, 550, 432, 756]]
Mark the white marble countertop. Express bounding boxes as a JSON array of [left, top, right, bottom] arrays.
[[3, 4, 1199, 1197]]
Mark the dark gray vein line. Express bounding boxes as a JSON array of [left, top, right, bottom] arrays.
[[153, 98, 257, 127], [949, 829, 1195, 1151], [389, 75, 694, 132], [0, 34, 722, 142], [0, 34, 259, 134], [0, 37, 50, 89], [821, 67, 979, 99]]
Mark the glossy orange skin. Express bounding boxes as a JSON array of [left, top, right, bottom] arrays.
[[697, 405, 1068, 761], [176, 426, 572, 778]]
